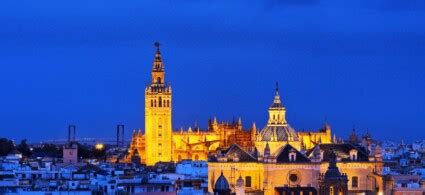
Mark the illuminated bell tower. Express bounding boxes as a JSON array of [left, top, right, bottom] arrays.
[[145, 42, 172, 166]]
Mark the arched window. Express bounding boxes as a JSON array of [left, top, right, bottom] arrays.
[[151, 100, 153, 107], [178, 155, 182, 162], [158, 97, 162, 107], [163, 100, 166, 107], [194, 154, 199, 161], [154, 100, 157, 107], [167, 100, 170, 107], [157, 77, 161, 84], [289, 152, 296, 162]]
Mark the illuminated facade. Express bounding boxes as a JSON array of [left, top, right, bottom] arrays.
[[208, 142, 384, 195], [208, 89, 384, 194], [128, 43, 256, 165], [127, 43, 370, 182]]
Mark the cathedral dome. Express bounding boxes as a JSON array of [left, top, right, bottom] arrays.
[[259, 125, 299, 142], [214, 172, 230, 191], [258, 83, 299, 142]]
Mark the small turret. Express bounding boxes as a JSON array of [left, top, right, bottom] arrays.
[[349, 128, 359, 144], [319, 150, 348, 195], [251, 122, 257, 142], [235, 176, 245, 195], [264, 142, 271, 157], [237, 117, 242, 130], [211, 117, 218, 131], [214, 172, 231, 195]]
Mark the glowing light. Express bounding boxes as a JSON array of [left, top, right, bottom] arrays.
[[95, 143, 104, 150]]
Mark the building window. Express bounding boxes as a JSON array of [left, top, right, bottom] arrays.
[[352, 176, 358, 188], [154, 100, 157, 107], [289, 152, 296, 162], [330, 186, 334, 194], [167, 100, 170, 107], [245, 176, 252, 187], [158, 133, 162, 137], [158, 153, 162, 156], [159, 97, 162, 107], [151, 100, 153, 107], [158, 143, 162, 147], [350, 149, 358, 161]]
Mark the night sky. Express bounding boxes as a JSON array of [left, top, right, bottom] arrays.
[[1, 0, 424, 142]]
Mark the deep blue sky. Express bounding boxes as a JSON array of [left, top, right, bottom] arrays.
[[1, 0, 424, 142]]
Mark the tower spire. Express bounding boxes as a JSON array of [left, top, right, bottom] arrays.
[[272, 81, 282, 108], [268, 82, 287, 125], [276, 81, 279, 93], [152, 41, 165, 84]]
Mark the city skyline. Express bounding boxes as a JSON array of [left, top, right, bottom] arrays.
[[1, 0, 425, 142], [0, 1, 424, 195]]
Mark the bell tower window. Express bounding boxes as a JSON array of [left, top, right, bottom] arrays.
[[158, 97, 162, 107]]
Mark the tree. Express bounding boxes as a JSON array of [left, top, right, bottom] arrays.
[[0, 138, 15, 156], [77, 143, 92, 159], [32, 144, 62, 157], [17, 139, 31, 157]]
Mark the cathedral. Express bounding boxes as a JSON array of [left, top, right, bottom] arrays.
[[128, 44, 384, 194], [127, 43, 335, 166]]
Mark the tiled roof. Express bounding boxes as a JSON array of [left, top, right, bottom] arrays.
[[275, 144, 310, 163], [307, 143, 369, 162], [221, 144, 257, 162]]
